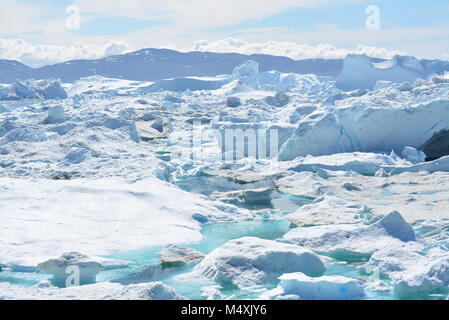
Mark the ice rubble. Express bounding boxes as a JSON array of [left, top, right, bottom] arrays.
[[282, 211, 420, 261], [181, 237, 326, 289], [0, 281, 186, 300], [261, 272, 366, 300], [336, 54, 426, 91]]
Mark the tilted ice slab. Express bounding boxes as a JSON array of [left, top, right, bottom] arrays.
[[282, 211, 421, 261], [336, 54, 425, 91], [0, 281, 185, 300], [180, 237, 326, 289], [0, 177, 252, 267], [261, 272, 366, 300], [279, 81, 449, 160]]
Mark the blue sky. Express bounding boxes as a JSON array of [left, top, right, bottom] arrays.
[[0, 0, 448, 66]]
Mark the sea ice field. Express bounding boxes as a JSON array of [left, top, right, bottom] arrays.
[[2, 54, 449, 300]]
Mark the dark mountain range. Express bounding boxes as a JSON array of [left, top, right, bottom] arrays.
[[0, 48, 447, 84]]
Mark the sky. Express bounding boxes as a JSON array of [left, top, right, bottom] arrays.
[[0, 0, 448, 67]]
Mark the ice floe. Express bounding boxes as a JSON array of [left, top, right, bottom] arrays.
[[0, 281, 185, 300], [261, 272, 366, 300], [282, 211, 421, 261], [181, 237, 326, 288]]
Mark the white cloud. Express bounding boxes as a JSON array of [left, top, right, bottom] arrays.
[[0, 0, 43, 34], [0, 37, 408, 68], [74, 0, 337, 29], [189, 37, 405, 59], [0, 39, 129, 67]]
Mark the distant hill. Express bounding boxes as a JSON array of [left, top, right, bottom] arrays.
[[0, 48, 447, 84]]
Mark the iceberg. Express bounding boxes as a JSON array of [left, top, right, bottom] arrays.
[[232, 60, 259, 78], [336, 54, 426, 91], [181, 237, 326, 288], [0, 79, 67, 100], [279, 80, 449, 160], [282, 211, 420, 261], [261, 272, 366, 300], [0, 281, 185, 300]]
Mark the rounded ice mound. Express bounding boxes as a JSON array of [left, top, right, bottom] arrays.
[[37, 252, 103, 286], [181, 237, 326, 289], [402, 146, 426, 164], [261, 272, 366, 300], [232, 60, 259, 78]]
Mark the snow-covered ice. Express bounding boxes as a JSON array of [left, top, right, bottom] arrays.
[[282, 211, 421, 261], [0, 177, 251, 267], [0, 281, 185, 300], [180, 237, 326, 289], [261, 272, 366, 300]]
